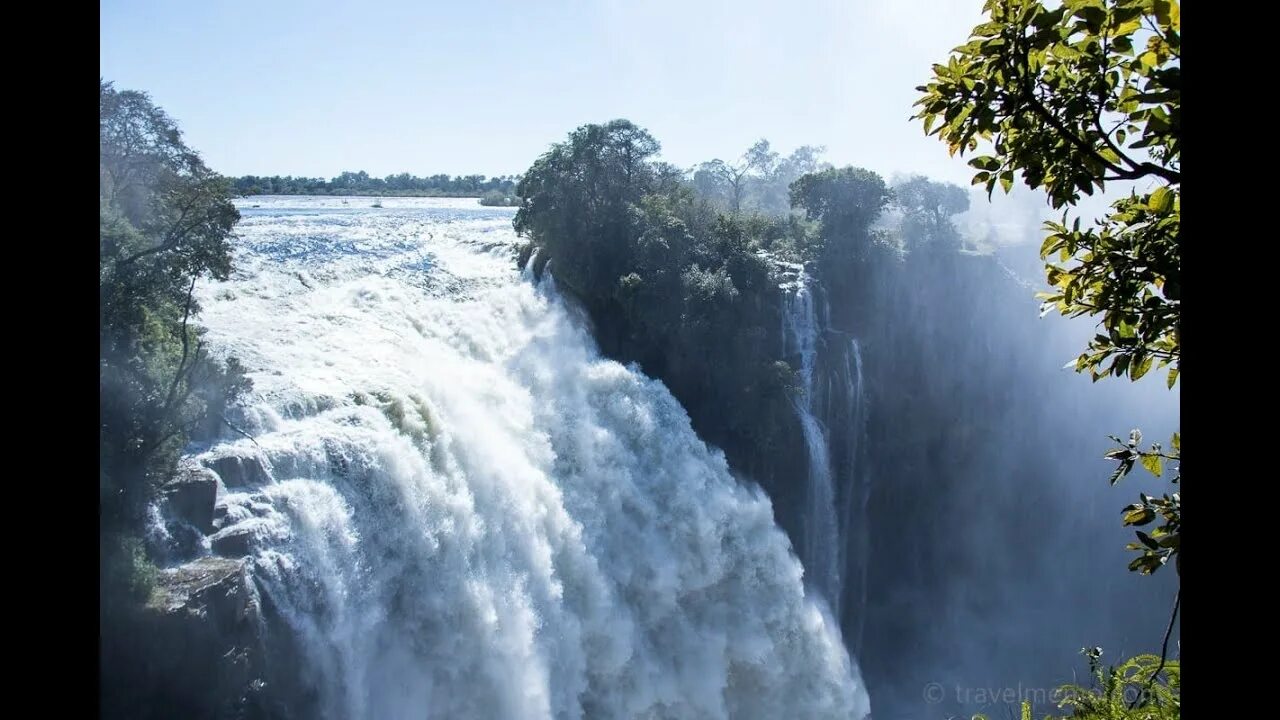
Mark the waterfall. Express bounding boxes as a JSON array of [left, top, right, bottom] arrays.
[[780, 267, 872, 642], [840, 338, 871, 653], [177, 197, 869, 720], [781, 269, 843, 614]]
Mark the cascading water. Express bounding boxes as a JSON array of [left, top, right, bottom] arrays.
[[780, 269, 843, 614], [175, 197, 869, 720], [838, 337, 871, 653], [779, 268, 873, 644]]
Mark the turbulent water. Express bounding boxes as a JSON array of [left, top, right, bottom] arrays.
[[184, 197, 868, 720]]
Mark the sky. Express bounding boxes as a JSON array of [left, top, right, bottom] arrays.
[[101, 0, 999, 184]]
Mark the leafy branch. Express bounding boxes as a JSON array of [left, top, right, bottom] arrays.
[[1104, 429, 1179, 575]]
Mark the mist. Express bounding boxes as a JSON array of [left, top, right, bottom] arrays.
[[838, 184, 1179, 719]]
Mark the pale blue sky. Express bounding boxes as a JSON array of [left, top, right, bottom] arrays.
[[101, 0, 1002, 184]]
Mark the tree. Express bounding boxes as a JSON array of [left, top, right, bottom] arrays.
[[512, 121, 798, 486], [695, 159, 747, 213], [514, 119, 664, 298], [789, 167, 890, 263], [233, 171, 519, 198], [777, 145, 827, 179], [911, 0, 1180, 701], [975, 649, 1179, 719], [100, 80, 249, 542], [696, 139, 777, 213], [743, 139, 780, 179], [754, 143, 830, 216], [893, 175, 971, 252], [687, 141, 829, 217]]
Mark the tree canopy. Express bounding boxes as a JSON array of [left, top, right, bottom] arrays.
[[790, 167, 891, 264], [893, 176, 971, 252], [693, 140, 830, 216]]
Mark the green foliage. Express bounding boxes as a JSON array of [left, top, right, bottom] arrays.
[[100, 80, 251, 537], [514, 119, 666, 300], [789, 167, 891, 264], [913, 0, 1179, 200], [693, 158, 755, 214], [511, 121, 906, 423], [101, 533, 158, 607], [99, 528, 160, 687], [1049, 648, 1180, 719], [514, 120, 818, 459], [790, 167, 889, 232], [912, 0, 1180, 579], [912, 0, 1180, 382], [231, 171, 519, 197], [971, 650, 1179, 720], [1040, 189, 1178, 385], [1105, 429, 1179, 575]]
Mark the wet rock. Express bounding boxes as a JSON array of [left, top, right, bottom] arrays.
[[211, 526, 255, 558], [102, 557, 269, 720], [203, 453, 271, 488], [159, 463, 219, 533], [161, 521, 208, 563], [212, 502, 231, 531]]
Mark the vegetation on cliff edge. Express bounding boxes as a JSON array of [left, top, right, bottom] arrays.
[[100, 79, 250, 606]]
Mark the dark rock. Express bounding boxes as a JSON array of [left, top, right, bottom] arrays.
[[211, 526, 255, 558], [204, 453, 271, 488], [160, 463, 219, 534], [212, 502, 231, 531], [148, 556, 257, 615], [164, 522, 209, 563], [101, 557, 269, 720]]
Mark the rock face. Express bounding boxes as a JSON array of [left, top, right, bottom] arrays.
[[101, 557, 271, 720], [211, 526, 256, 558], [160, 463, 220, 533], [203, 452, 271, 488], [212, 501, 231, 531]]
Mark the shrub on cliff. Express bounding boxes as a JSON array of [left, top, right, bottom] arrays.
[[514, 120, 803, 462]]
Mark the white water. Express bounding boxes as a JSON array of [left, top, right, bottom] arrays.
[[187, 197, 869, 720], [839, 338, 871, 652], [780, 272, 843, 614]]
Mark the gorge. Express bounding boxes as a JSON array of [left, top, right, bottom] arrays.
[[100, 108, 1179, 720]]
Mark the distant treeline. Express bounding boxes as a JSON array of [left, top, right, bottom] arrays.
[[232, 171, 520, 197]]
